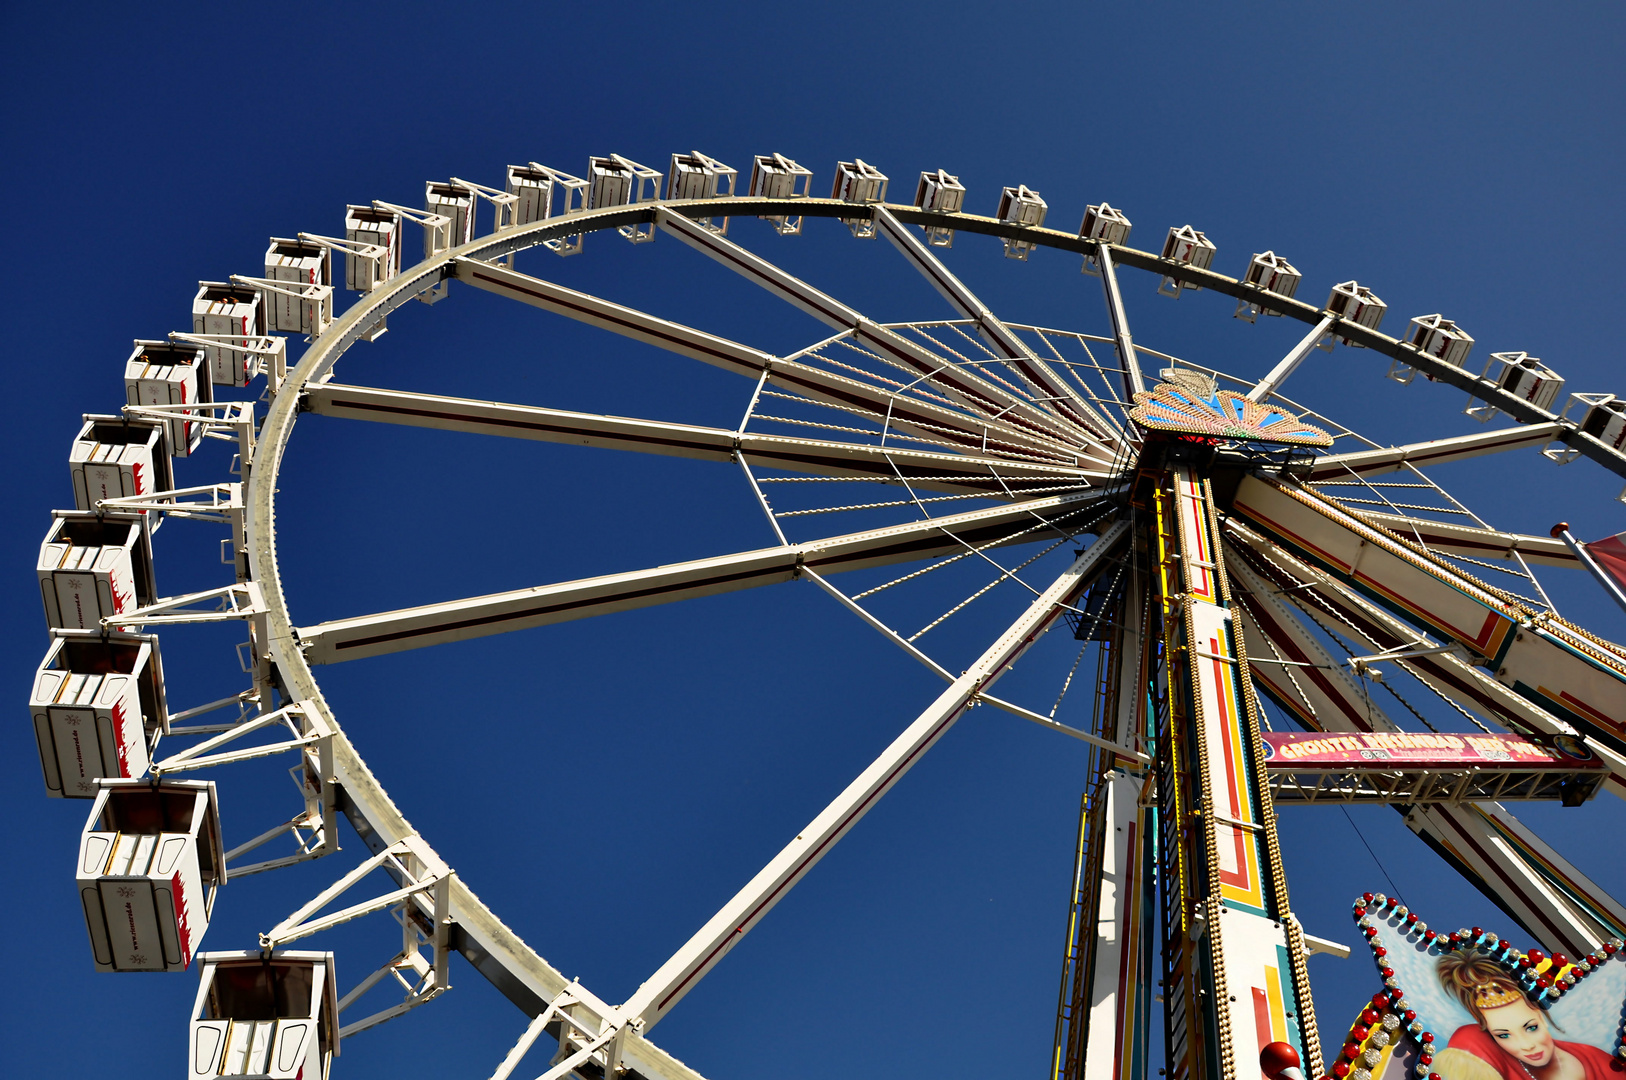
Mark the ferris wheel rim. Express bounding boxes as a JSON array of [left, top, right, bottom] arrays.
[[244, 196, 1139, 1072], [238, 192, 1624, 1079]]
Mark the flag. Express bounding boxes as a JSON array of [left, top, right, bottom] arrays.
[[1584, 530, 1626, 592]]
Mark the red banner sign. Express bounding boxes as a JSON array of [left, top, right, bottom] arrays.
[[1260, 730, 1601, 769]]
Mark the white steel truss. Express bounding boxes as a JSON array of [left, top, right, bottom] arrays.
[[301, 382, 1104, 494], [260, 835, 454, 1037], [166, 331, 289, 393], [151, 700, 340, 878]]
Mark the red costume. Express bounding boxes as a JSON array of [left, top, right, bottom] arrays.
[[1445, 1023, 1620, 1080]]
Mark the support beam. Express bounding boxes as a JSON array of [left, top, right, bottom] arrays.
[[1229, 527, 1547, 734], [1095, 245, 1146, 404], [1403, 802, 1626, 957], [453, 256, 1089, 466], [1151, 469, 1320, 1080], [1063, 552, 1157, 1080], [1226, 522, 1626, 800], [1340, 511, 1577, 569], [1229, 588, 1623, 944], [619, 521, 1132, 1030], [1077, 772, 1156, 1080], [1245, 315, 1336, 403], [1243, 517, 1626, 968], [1266, 758, 1604, 805], [297, 492, 1112, 662], [1307, 423, 1565, 481], [303, 383, 1100, 495], [1231, 476, 1626, 765], [874, 206, 1122, 443], [1227, 562, 1397, 735]]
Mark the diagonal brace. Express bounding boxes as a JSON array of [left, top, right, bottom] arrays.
[[261, 835, 450, 948]]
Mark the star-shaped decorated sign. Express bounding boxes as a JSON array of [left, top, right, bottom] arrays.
[[1335, 892, 1626, 1080]]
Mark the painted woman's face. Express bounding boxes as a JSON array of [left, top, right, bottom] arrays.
[[1481, 999, 1556, 1068]]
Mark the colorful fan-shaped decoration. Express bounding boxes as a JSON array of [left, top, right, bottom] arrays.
[[1128, 370, 1333, 447]]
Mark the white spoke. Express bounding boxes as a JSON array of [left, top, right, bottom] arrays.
[[297, 492, 1110, 662], [453, 256, 1089, 465], [1306, 422, 1564, 480], [1227, 547, 1398, 733], [1093, 244, 1147, 402], [1335, 508, 1577, 568], [874, 207, 1122, 444], [619, 521, 1131, 1030], [1245, 314, 1336, 402], [304, 383, 1102, 495], [654, 209, 1102, 454]]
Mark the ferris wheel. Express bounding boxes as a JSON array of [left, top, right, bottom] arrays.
[[31, 150, 1626, 1080]]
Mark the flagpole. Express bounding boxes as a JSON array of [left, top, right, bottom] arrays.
[[1552, 522, 1626, 617]]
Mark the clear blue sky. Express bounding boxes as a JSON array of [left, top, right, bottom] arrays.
[[4, 3, 1624, 1078]]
